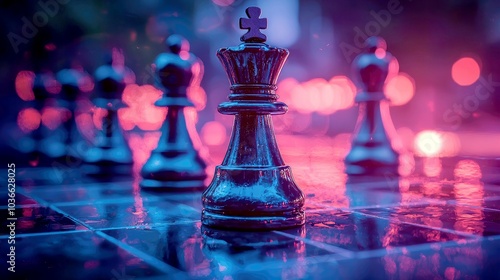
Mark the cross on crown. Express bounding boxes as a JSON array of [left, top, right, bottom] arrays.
[[239, 7, 267, 43]]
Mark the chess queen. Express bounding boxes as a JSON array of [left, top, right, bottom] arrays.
[[201, 7, 305, 230]]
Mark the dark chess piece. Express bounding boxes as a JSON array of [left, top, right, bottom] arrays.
[[24, 71, 53, 164], [345, 37, 400, 176], [140, 35, 207, 190], [48, 67, 87, 161], [40, 68, 83, 163], [83, 56, 133, 177], [201, 7, 305, 230]]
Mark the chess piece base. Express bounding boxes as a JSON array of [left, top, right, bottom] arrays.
[[140, 151, 207, 191], [345, 144, 399, 176], [140, 178, 206, 191], [140, 103, 207, 191], [202, 166, 305, 230]]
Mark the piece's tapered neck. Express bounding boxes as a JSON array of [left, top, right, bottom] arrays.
[[154, 107, 195, 153], [104, 110, 115, 139], [222, 114, 284, 167], [353, 101, 393, 144]]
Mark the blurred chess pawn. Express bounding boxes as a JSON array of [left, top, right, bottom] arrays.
[[345, 37, 400, 177], [83, 54, 133, 178], [140, 35, 207, 190], [41, 66, 88, 162], [21, 71, 53, 165]]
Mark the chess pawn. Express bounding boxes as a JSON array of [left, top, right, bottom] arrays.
[[140, 35, 207, 190], [345, 37, 400, 176], [202, 7, 305, 230], [43, 67, 87, 161], [25, 71, 52, 163], [83, 56, 133, 177]]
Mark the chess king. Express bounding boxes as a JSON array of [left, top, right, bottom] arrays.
[[345, 37, 400, 176], [202, 7, 305, 230], [140, 35, 207, 190]]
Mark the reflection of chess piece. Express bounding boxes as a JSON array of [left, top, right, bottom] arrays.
[[83, 55, 133, 178], [345, 175, 402, 280], [201, 225, 305, 278], [202, 225, 304, 248], [346, 175, 401, 207], [202, 7, 305, 230], [140, 35, 207, 190], [345, 37, 400, 176]]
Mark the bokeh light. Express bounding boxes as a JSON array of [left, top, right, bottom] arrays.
[[201, 121, 226, 146], [78, 74, 95, 93], [92, 108, 108, 130], [290, 112, 312, 133], [15, 71, 35, 101], [276, 77, 299, 105], [41, 107, 65, 130], [76, 112, 95, 142], [187, 58, 207, 110], [412, 130, 460, 157], [375, 48, 386, 59], [387, 57, 400, 80], [439, 132, 461, 157], [290, 83, 310, 114], [17, 108, 41, 132], [212, 0, 234, 7], [45, 77, 61, 94], [44, 43, 56, 51], [329, 75, 356, 112], [184, 107, 209, 160], [287, 76, 355, 115], [452, 57, 481, 86], [74, 99, 96, 141], [302, 78, 327, 113], [385, 73, 415, 106], [414, 130, 443, 157], [395, 127, 415, 152], [187, 86, 207, 111], [119, 84, 167, 131]]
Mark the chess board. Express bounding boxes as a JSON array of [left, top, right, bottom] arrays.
[[2, 135, 500, 280]]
